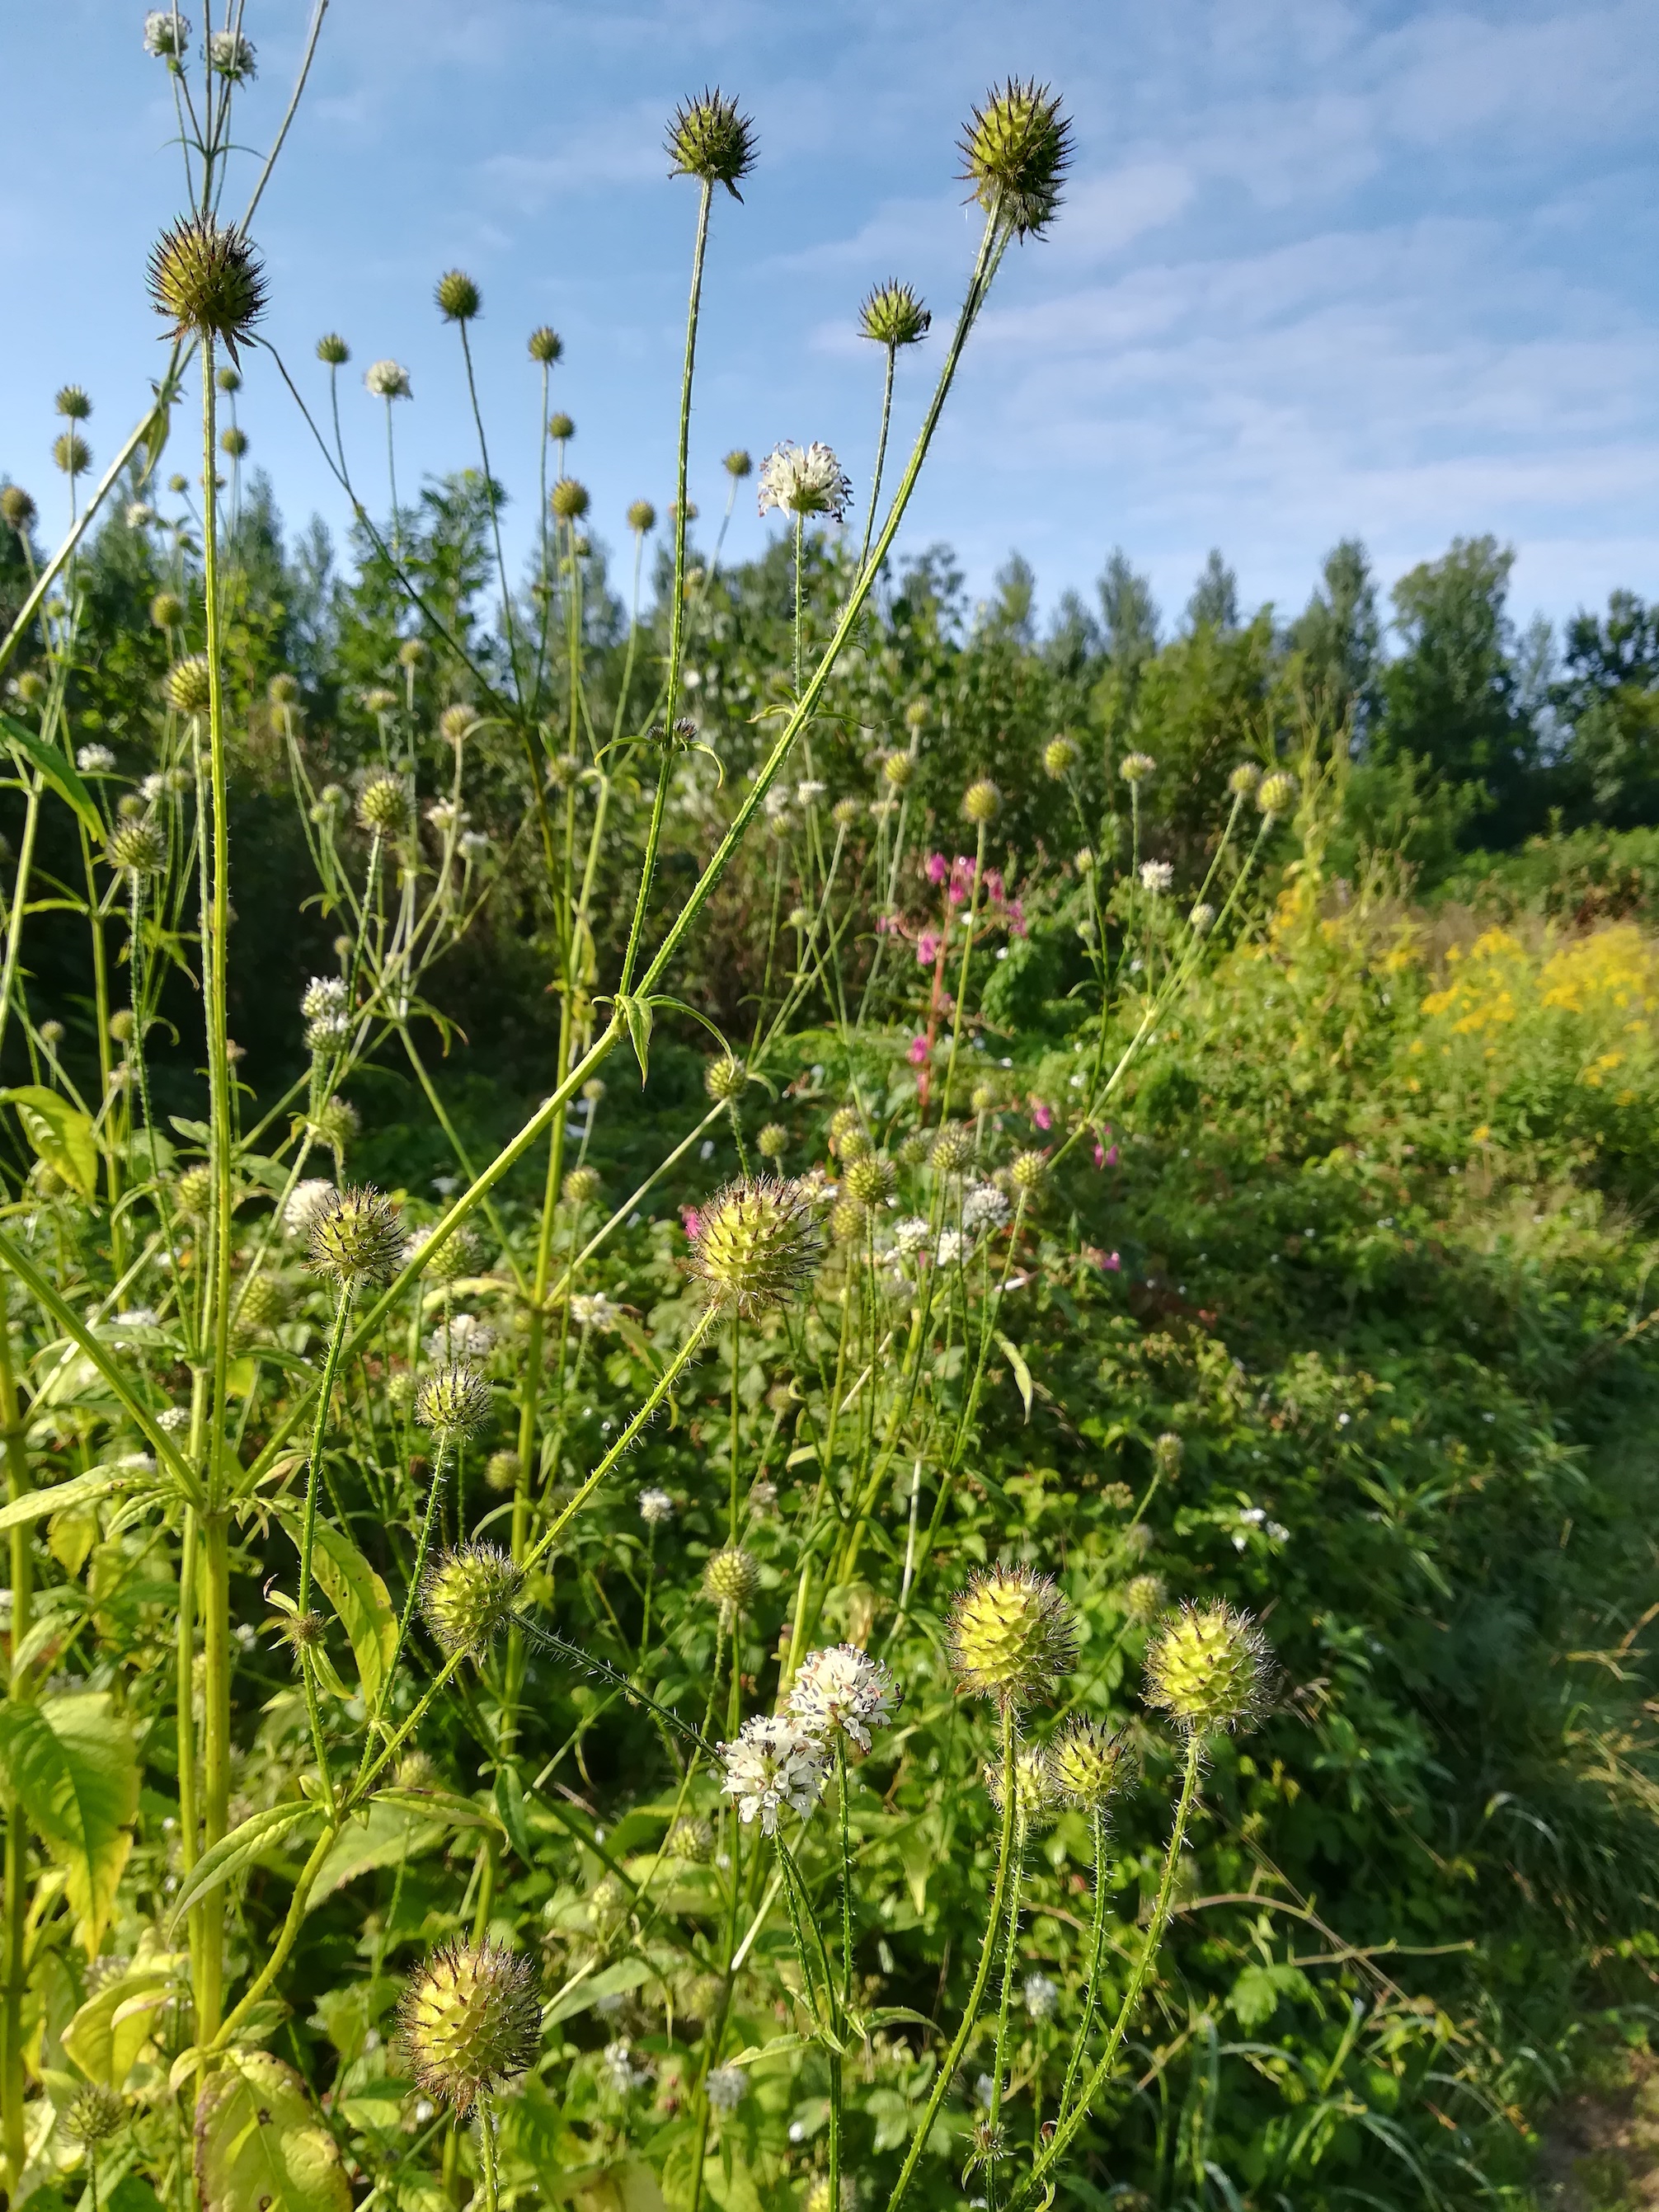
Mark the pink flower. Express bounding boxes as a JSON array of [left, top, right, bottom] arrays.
[[925, 852, 948, 885], [1103, 1144, 1119, 1167], [1008, 901, 1027, 939], [1093, 1142, 1105, 1168], [985, 868, 1005, 904], [907, 1036, 929, 1066], [915, 932, 941, 967], [1103, 1250, 1121, 1271], [947, 880, 968, 908], [1030, 1099, 1053, 1132], [680, 1205, 702, 1241]]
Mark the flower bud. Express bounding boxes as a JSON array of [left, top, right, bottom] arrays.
[[65, 2082, 125, 2146], [723, 448, 753, 479], [54, 384, 92, 422], [107, 820, 167, 877], [928, 1123, 975, 1173], [562, 1165, 601, 1209], [398, 1940, 541, 2114], [356, 776, 408, 835], [435, 269, 481, 322], [984, 1741, 1060, 1833], [666, 87, 757, 199], [704, 1053, 747, 1104], [421, 1543, 524, 1655], [958, 78, 1073, 240], [174, 1163, 214, 1219], [316, 332, 350, 365], [166, 656, 212, 713], [1144, 1601, 1271, 1735], [881, 750, 914, 790], [844, 1153, 895, 1208], [627, 499, 656, 533], [1154, 1431, 1183, 1480], [962, 777, 1001, 824], [416, 1364, 492, 1439], [1, 486, 37, 533], [148, 214, 266, 364], [53, 434, 91, 478], [551, 477, 590, 522], [485, 1448, 520, 1494], [756, 1122, 787, 1161], [1257, 771, 1297, 818], [1043, 734, 1079, 779], [1118, 751, 1155, 786], [858, 281, 931, 349], [1009, 1149, 1047, 1195], [1121, 1571, 1166, 1624], [1227, 763, 1261, 798], [947, 1566, 1077, 1709], [703, 1545, 759, 1615]]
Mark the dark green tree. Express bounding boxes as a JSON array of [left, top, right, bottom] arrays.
[[1185, 547, 1238, 634]]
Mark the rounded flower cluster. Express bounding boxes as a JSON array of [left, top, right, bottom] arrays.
[[308, 1186, 403, 1288], [1144, 1601, 1271, 1735], [1257, 770, 1297, 818], [691, 1177, 823, 1317], [148, 215, 265, 363], [947, 1566, 1077, 1709], [665, 87, 757, 198], [421, 1542, 524, 1656], [166, 656, 213, 714], [704, 1052, 747, 1104], [984, 1741, 1060, 1833], [1048, 1717, 1126, 1810], [756, 442, 852, 523], [703, 1545, 759, 1616], [787, 1643, 900, 1750], [717, 1714, 828, 1834], [958, 78, 1073, 240], [397, 1940, 541, 2115], [416, 1364, 492, 1439], [858, 281, 931, 350]]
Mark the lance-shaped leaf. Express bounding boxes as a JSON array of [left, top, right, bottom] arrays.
[[0, 1087, 100, 1200], [0, 711, 101, 834], [0, 1693, 139, 1953], [166, 1801, 322, 1937], [269, 1503, 396, 1712], [194, 2049, 350, 2212]]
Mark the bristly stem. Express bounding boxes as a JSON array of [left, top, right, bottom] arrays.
[[857, 343, 897, 575], [297, 1292, 355, 1814], [0, 1286, 31, 2192], [1056, 1805, 1113, 2116]]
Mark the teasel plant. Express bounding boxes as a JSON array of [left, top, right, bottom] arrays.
[[0, 29, 1308, 2210]]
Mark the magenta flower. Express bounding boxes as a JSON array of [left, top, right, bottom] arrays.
[[916, 932, 941, 966], [1103, 1144, 1119, 1167], [907, 1036, 929, 1066], [1031, 1099, 1053, 1132], [925, 852, 948, 885], [1093, 1142, 1105, 1168], [1103, 1250, 1121, 1271], [680, 1205, 703, 1241]]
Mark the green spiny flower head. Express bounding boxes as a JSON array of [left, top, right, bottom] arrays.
[[831, 796, 862, 830], [858, 280, 932, 349], [356, 775, 408, 834], [165, 655, 212, 713], [827, 1105, 869, 1161], [627, 499, 656, 534], [316, 332, 350, 365], [421, 1542, 524, 1655], [148, 214, 266, 364], [106, 820, 167, 878], [1154, 1431, 1184, 1480], [54, 384, 92, 422], [310, 1094, 359, 1158], [897, 1131, 929, 1168], [970, 1080, 1001, 1115], [53, 433, 91, 478], [403, 1222, 477, 1287], [484, 1447, 520, 1494], [703, 1544, 759, 1613], [150, 589, 184, 629], [692, 1176, 824, 1317], [723, 448, 753, 479], [269, 670, 300, 706], [234, 1273, 285, 1333], [984, 1740, 1060, 1833], [1, 486, 36, 533], [1009, 1148, 1048, 1195], [962, 777, 1001, 824], [844, 1152, 895, 1208], [666, 87, 757, 200], [958, 78, 1073, 241], [1049, 1717, 1126, 1810], [1257, 770, 1298, 819], [1144, 1600, 1271, 1736], [562, 1164, 601, 1209], [548, 411, 575, 444], [1228, 762, 1261, 798], [174, 1163, 214, 1219], [881, 749, 914, 789], [1043, 733, 1079, 779], [550, 477, 590, 522], [947, 1566, 1078, 1710], [435, 269, 481, 322], [704, 1052, 748, 1104], [416, 1363, 492, 1439], [528, 324, 562, 364], [667, 1814, 716, 1862], [1119, 750, 1156, 786], [1120, 1572, 1165, 1626], [397, 1940, 541, 2115], [308, 1186, 404, 1288], [929, 1122, 975, 1173], [65, 2081, 125, 2146], [830, 1195, 867, 1244], [756, 1122, 788, 1162]]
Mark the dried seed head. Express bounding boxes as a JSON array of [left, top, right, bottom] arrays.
[[421, 1543, 524, 1655], [947, 1565, 1078, 1709], [1227, 762, 1261, 798], [562, 1165, 601, 1209], [316, 332, 350, 365], [174, 1164, 214, 1219], [929, 1123, 975, 1173], [550, 477, 590, 522], [1, 486, 36, 533], [106, 820, 167, 877], [1009, 1149, 1048, 1195], [1121, 1571, 1166, 1624], [54, 384, 92, 422], [703, 1545, 759, 1613], [1144, 1600, 1271, 1736], [691, 1176, 824, 1317], [1118, 751, 1156, 786], [844, 1153, 895, 1208], [958, 79, 1073, 241], [434, 269, 481, 322], [148, 214, 266, 364], [962, 777, 1001, 824], [756, 1122, 788, 1161], [53, 434, 91, 478], [666, 87, 757, 199], [416, 1364, 492, 1439], [704, 1053, 748, 1104], [1043, 734, 1079, 779], [858, 280, 931, 349], [627, 499, 656, 533], [308, 1186, 404, 1288], [984, 1740, 1060, 1833], [1049, 1717, 1126, 1810], [165, 656, 212, 713], [1257, 770, 1297, 818], [356, 776, 408, 834], [398, 1941, 541, 2115], [150, 590, 184, 629], [723, 448, 753, 479]]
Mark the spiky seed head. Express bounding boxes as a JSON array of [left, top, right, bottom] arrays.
[[1049, 1718, 1126, 1810], [896, 1131, 929, 1168], [858, 280, 932, 349], [929, 1122, 975, 1173], [439, 704, 477, 744], [311, 1095, 359, 1158], [627, 499, 656, 534], [108, 1009, 137, 1045], [667, 1815, 716, 1862], [484, 1447, 520, 1495], [831, 796, 862, 829], [308, 1186, 403, 1288], [398, 1941, 541, 2116], [421, 1543, 524, 1655], [396, 637, 427, 674], [1119, 751, 1156, 786], [830, 1196, 867, 1243], [106, 820, 167, 877], [827, 1106, 867, 1159], [54, 384, 92, 422], [947, 1566, 1078, 1709], [704, 1053, 748, 1104], [269, 670, 300, 707], [550, 477, 590, 522], [1010, 1149, 1047, 1195], [703, 1545, 759, 1612], [1154, 1431, 1183, 1480], [962, 777, 1001, 824], [756, 1121, 788, 1161], [1144, 1601, 1271, 1736], [723, 448, 753, 479], [148, 214, 266, 364], [527, 324, 562, 364], [316, 332, 350, 365], [1121, 1571, 1166, 1624], [1043, 734, 1079, 779], [1, 486, 36, 532], [881, 750, 914, 790], [984, 1740, 1060, 1833], [65, 2081, 125, 2146], [416, 1363, 492, 1439], [958, 79, 1073, 241], [53, 434, 91, 478], [165, 656, 213, 713], [404, 1223, 477, 1287], [970, 1081, 1000, 1115], [844, 1153, 895, 1208], [234, 1273, 284, 1333], [174, 1163, 214, 1219], [150, 589, 184, 629], [666, 87, 757, 199], [548, 411, 575, 444], [434, 269, 481, 322], [1257, 770, 1297, 818], [362, 686, 398, 717], [692, 1176, 823, 1317], [219, 425, 248, 459], [356, 776, 408, 834], [562, 1164, 601, 1209], [280, 1610, 327, 1659]]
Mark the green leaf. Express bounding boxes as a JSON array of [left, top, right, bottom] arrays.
[[0, 712, 101, 834], [166, 1801, 321, 1937], [495, 1765, 535, 1863], [0, 1466, 133, 1535], [304, 1796, 449, 1909], [1228, 1960, 1313, 2029], [0, 1693, 139, 1952], [62, 1956, 183, 2089], [544, 1955, 653, 2026], [0, 1087, 100, 1200], [618, 993, 653, 1086], [994, 1331, 1033, 1421], [269, 1504, 396, 1711], [193, 2048, 350, 2212]]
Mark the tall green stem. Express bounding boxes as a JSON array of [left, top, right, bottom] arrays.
[[0, 1289, 31, 2191]]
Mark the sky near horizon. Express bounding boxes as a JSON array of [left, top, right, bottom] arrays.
[[4, 0, 1657, 646]]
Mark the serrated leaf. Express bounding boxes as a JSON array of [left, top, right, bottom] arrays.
[[994, 1330, 1033, 1421], [0, 712, 101, 834], [269, 1503, 396, 1711], [193, 2048, 350, 2212], [0, 1466, 133, 1534], [166, 1801, 321, 1936], [0, 1087, 100, 1200], [0, 1692, 139, 1952]]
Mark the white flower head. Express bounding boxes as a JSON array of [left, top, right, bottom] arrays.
[[300, 975, 347, 1021], [706, 2064, 746, 2114], [207, 27, 256, 77], [364, 359, 412, 401], [1022, 1972, 1059, 2022], [284, 1179, 336, 1238], [936, 1228, 966, 1266], [458, 829, 491, 862], [795, 780, 827, 807], [426, 1313, 495, 1362], [143, 10, 190, 57], [638, 1487, 675, 1527], [1140, 859, 1173, 895], [76, 744, 116, 773], [425, 798, 468, 835], [157, 1406, 190, 1434], [602, 2038, 651, 2095], [140, 773, 167, 801], [892, 1216, 930, 1256], [571, 1292, 620, 1332], [788, 1643, 900, 1751], [961, 1182, 1011, 1235], [304, 1012, 353, 1054], [126, 501, 156, 529], [757, 442, 852, 524], [718, 1714, 828, 1834]]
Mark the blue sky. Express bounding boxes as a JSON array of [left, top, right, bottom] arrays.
[[5, 0, 1657, 641]]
